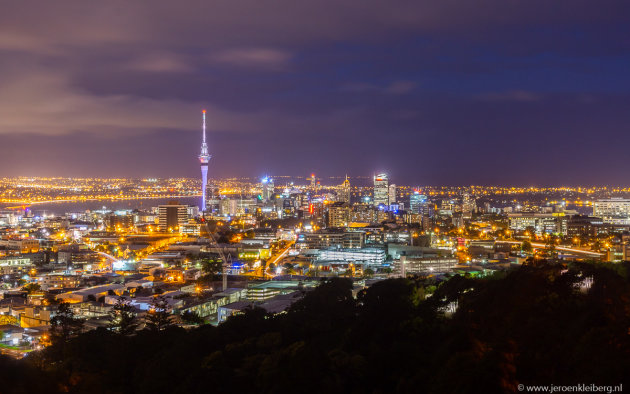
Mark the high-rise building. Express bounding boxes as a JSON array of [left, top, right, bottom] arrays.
[[461, 193, 476, 219], [409, 190, 427, 214], [338, 175, 351, 203], [187, 206, 199, 218], [220, 199, 239, 217], [328, 202, 351, 228], [282, 198, 297, 218], [158, 202, 188, 232], [388, 184, 396, 204], [309, 173, 317, 190], [261, 177, 274, 202], [373, 174, 389, 207], [199, 110, 211, 212]]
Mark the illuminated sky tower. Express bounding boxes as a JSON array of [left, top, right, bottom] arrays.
[[199, 110, 211, 212]]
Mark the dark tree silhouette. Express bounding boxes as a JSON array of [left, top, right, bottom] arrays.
[[109, 297, 138, 335], [145, 295, 173, 331], [49, 302, 84, 344], [22, 283, 41, 293], [181, 310, 205, 325], [201, 259, 223, 275], [8, 263, 630, 394]]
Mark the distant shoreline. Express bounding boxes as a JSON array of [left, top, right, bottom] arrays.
[[1, 195, 202, 208]]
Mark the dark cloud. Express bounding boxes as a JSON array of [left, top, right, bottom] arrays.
[[0, 1, 629, 184]]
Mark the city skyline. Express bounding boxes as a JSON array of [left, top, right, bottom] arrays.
[[0, 1, 629, 185], [2, 2, 630, 391]]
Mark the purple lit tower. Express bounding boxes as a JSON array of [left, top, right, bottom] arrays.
[[199, 110, 211, 212]]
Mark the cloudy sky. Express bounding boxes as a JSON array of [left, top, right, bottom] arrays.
[[1, 0, 629, 185]]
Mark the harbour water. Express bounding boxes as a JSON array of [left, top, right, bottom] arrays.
[[0, 197, 200, 216]]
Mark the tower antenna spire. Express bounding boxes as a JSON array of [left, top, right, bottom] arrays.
[[202, 109, 206, 144]]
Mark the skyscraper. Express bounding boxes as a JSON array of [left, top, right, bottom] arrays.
[[461, 192, 476, 219], [388, 184, 396, 204], [409, 190, 427, 213], [262, 177, 274, 201], [338, 175, 351, 203], [373, 174, 389, 207], [199, 110, 211, 212]]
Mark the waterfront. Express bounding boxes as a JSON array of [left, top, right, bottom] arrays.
[[0, 197, 200, 216]]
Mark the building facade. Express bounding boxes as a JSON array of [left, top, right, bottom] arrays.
[[328, 202, 351, 228], [593, 198, 630, 225], [373, 174, 389, 207], [338, 176, 351, 203], [158, 203, 188, 232]]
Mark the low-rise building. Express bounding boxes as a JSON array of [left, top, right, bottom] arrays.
[[593, 198, 630, 225], [507, 212, 566, 235], [0, 324, 25, 346], [56, 284, 125, 303], [38, 274, 81, 290], [317, 247, 386, 266], [0, 239, 40, 253], [394, 256, 459, 275], [300, 230, 364, 249], [20, 307, 51, 328], [0, 257, 32, 276], [218, 291, 304, 323]]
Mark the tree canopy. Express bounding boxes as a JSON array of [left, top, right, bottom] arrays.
[[2, 263, 630, 393]]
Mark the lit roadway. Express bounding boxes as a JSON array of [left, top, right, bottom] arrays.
[[489, 239, 604, 258], [93, 234, 185, 270], [263, 242, 294, 278], [0, 346, 29, 359]]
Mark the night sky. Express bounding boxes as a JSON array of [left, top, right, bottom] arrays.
[[1, 1, 629, 185]]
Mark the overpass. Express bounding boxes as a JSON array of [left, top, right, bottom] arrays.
[[494, 240, 604, 258], [96, 251, 120, 263]]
